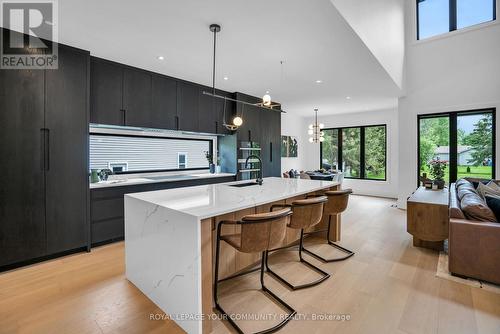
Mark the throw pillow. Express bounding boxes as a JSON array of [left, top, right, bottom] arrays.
[[485, 195, 500, 223], [460, 192, 497, 222], [477, 182, 500, 200]]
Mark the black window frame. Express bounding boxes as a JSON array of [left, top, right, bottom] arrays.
[[319, 124, 387, 181], [89, 132, 214, 174], [417, 0, 497, 40], [417, 108, 496, 186]]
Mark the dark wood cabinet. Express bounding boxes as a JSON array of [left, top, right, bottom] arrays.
[[44, 45, 89, 254], [235, 93, 262, 143], [123, 68, 152, 127], [0, 42, 90, 269], [0, 68, 46, 267], [90, 58, 123, 125], [152, 74, 177, 130], [198, 87, 233, 135], [177, 82, 200, 132]]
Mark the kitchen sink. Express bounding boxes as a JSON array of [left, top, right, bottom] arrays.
[[229, 182, 262, 188]]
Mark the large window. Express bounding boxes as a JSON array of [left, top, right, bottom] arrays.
[[418, 109, 495, 184], [417, 0, 496, 40], [320, 125, 387, 180], [90, 134, 213, 173]]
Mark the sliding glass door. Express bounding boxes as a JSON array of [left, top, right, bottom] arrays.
[[418, 109, 495, 184], [419, 116, 450, 184], [457, 112, 494, 179]]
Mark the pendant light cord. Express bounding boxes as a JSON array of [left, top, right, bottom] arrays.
[[212, 29, 217, 96]]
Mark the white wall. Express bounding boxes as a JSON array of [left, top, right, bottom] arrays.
[[301, 108, 399, 198], [330, 0, 405, 89], [281, 113, 307, 173], [397, 1, 500, 208]]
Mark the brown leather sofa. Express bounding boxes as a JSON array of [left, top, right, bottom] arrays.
[[449, 180, 500, 285]]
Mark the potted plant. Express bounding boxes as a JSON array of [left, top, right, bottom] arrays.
[[429, 158, 447, 189], [205, 151, 215, 174]]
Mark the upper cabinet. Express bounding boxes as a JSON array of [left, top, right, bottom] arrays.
[[234, 93, 262, 143], [151, 74, 177, 130], [90, 58, 154, 128], [176, 82, 200, 132], [122, 68, 152, 128], [198, 87, 233, 135], [89, 58, 277, 147], [90, 59, 123, 125]]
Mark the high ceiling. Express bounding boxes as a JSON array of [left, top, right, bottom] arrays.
[[55, 0, 401, 116]]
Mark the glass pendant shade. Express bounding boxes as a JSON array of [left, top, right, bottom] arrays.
[[233, 116, 243, 126], [262, 93, 271, 106]]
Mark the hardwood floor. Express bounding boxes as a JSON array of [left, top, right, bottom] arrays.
[[1, 195, 499, 334]]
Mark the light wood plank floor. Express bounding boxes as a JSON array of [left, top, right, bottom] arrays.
[[1, 195, 499, 334]]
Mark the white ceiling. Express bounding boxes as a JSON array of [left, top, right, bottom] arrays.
[[54, 0, 402, 116]]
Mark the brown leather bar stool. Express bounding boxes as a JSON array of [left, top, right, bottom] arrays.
[[303, 189, 354, 262], [266, 196, 330, 290], [214, 208, 296, 334]]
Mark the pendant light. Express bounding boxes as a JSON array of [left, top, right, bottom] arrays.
[[308, 108, 325, 143], [262, 91, 272, 106], [203, 23, 286, 128]]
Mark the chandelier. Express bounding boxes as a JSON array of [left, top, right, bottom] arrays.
[[308, 108, 325, 143]]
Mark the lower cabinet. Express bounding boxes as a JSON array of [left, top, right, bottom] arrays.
[[90, 176, 235, 245]]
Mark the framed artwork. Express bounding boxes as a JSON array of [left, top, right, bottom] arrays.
[[281, 136, 298, 157]]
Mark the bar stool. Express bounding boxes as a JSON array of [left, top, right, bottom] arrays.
[[303, 189, 354, 262], [266, 196, 330, 290], [214, 208, 296, 334]]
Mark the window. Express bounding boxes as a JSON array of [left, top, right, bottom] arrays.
[[89, 134, 213, 173], [178, 153, 187, 169], [417, 0, 496, 40], [108, 162, 128, 173], [320, 125, 387, 181], [418, 109, 495, 184]]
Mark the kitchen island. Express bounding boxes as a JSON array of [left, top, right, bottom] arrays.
[[124, 177, 340, 334]]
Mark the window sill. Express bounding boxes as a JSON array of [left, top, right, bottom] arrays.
[[413, 19, 499, 46]]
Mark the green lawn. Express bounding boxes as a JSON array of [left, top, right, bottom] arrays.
[[421, 165, 492, 184]]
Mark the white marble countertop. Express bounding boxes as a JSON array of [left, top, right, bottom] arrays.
[[90, 172, 235, 189], [126, 177, 338, 219]]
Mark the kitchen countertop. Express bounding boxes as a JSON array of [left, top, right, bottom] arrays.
[[126, 177, 338, 220], [89, 172, 235, 189]]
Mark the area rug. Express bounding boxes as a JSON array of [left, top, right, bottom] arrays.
[[436, 252, 500, 294]]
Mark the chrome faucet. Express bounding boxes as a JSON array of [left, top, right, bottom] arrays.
[[245, 154, 263, 185]]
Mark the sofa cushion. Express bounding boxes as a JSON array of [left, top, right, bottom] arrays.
[[477, 182, 500, 200], [460, 193, 497, 222], [457, 183, 478, 200], [456, 178, 472, 189], [485, 195, 500, 223]]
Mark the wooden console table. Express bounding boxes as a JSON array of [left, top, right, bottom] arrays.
[[407, 187, 449, 251]]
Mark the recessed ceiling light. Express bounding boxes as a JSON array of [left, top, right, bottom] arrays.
[[223, 76, 229, 80], [315, 80, 322, 84], [157, 56, 165, 60], [346, 96, 351, 100]]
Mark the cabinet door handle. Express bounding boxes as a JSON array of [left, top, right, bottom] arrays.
[[270, 142, 273, 162], [215, 121, 218, 134], [40, 129, 45, 171], [45, 129, 50, 171], [175, 116, 179, 130], [248, 130, 251, 142], [121, 109, 127, 125], [40, 128, 50, 171]]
